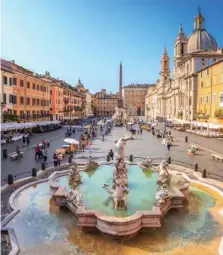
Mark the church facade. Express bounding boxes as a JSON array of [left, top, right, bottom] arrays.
[[145, 10, 223, 122]]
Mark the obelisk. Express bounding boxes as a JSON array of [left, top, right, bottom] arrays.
[[118, 62, 123, 108]]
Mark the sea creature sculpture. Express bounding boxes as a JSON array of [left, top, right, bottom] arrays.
[[155, 184, 169, 207], [157, 160, 170, 185], [68, 163, 82, 189], [67, 187, 84, 206]]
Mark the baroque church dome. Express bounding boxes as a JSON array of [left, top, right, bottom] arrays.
[[188, 11, 218, 53], [75, 78, 84, 88]]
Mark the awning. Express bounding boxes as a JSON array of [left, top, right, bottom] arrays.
[[0, 120, 61, 131]]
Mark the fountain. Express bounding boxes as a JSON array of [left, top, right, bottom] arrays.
[[2, 139, 223, 254], [112, 107, 128, 126]]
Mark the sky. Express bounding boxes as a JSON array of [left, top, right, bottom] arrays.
[[1, 0, 223, 93]]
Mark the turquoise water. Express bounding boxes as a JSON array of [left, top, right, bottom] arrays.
[[6, 181, 222, 255], [56, 164, 159, 217]]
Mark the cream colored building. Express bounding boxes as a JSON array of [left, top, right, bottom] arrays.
[[123, 84, 154, 116], [85, 89, 92, 116], [145, 85, 157, 121], [94, 89, 118, 116], [146, 10, 223, 122]]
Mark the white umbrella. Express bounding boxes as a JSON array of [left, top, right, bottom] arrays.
[[64, 138, 79, 145]]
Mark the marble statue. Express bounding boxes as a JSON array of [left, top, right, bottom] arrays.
[[85, 157, 99, 171], [157, 160, 170, 185], [112, 107, 128, 124], [68, 163, 82, 189], [103, 182, 129, 210], [103, 136, 131, 210], [67, 187, 84, 206], [141, 157, 152, 168], [155, 184, 169, 207]]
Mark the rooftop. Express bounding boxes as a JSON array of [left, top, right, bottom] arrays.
[[123, 83, 156, 88], [197, 59, 223, 73]]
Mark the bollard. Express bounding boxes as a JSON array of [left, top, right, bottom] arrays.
[[68, 155, 72, 164], [129, 154, 133, 162], [32, 168, 37, 177], [167, 156, 171, 164], [194, 163, 198, 171], [185, 136, 188, 142], [41, 162, 46, 170], [107, 154, 110, 162], [202, 169, 207, 178], [8, 174, 14, 185], [2, 149, 8, 158]]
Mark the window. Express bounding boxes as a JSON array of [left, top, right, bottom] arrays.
[[20, 80, 24, 87], [40, 85, 43, 91], [27, 111, 30, 118], [213, 76, 216, 85], [200, 81, 203, 88], [33, 83, 36, 89], [3, 93, 7, 103], [27, 82, 30, 88], [20, 111, 24, 119], [44, 87, 46, 92], [3, 76, 7, 84], [50, 90, 52, 95], [200, 96, 203, 104], [37, 99, 40, 105], [32, 98, 36, 105], [220, 92, 223, 107], [26, 97, 30, 105], [20, 97, 24, 104], [13, 78, 17, 85], [207, 68, 209, 75], [9, 95, 14, 103], [206, 80, 209, 87], [37, 84, 39, 90], [206, 95, 209, 104], [213, 93, 216, 103], [13, 96, 17, 104], [9, 78, 12, 86]]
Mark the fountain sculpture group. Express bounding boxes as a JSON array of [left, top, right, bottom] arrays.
[[49, 134, 190, 239], [112, 107, 128, 125]]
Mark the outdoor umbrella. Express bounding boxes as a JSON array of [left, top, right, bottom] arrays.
[[64, 138, 79, 145]]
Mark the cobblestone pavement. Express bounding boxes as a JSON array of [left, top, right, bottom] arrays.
[[1, 126, 223, 185]]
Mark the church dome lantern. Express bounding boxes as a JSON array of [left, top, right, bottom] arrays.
[[75, 78, 84, 88], [187, 10, 218, 53]]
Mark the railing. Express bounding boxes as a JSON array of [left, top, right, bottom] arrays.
[[2, 156, 223, 186]]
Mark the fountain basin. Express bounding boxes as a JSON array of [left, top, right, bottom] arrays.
[[49, 164, 189, 239]]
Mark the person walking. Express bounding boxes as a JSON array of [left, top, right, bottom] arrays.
[[167, 143, 171, 151], [34, 145, 39, 160], [109, 149, 114, 160], [22, 135, 26, 145], [53, 153, 58, 167], [58, 153, 63, 166], [16, 146, 21, 159], [43, 149, 48, 163], [26, 136, 30, 146]]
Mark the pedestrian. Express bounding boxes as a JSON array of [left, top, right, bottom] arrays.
[[35, 145, 39, 160], [167, 143, 171, 151], [22, 135, 26, 145], [26, 136, 30, 146], [109, 149, 114, 160], [53, 153, 58, 167], [140, 128, 143, 135], [16, 146, 21, 159], [39, 148, 43, 158], [58, 153, 63, 166], [43, 150, 48, 163]]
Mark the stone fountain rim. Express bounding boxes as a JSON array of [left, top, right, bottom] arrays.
[[2, 162, 223, 254]]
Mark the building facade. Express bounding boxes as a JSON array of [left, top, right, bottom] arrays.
[[146, 10, 223, 122], [1, 59, 51, 122], [196, 60, 223, 123], [123, 84, 154, 116], [94, 89, 119, 116], [144, 85, 157, 121]]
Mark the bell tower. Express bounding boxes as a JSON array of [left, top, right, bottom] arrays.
[[159, 48, 170, 85], [174, 25, 188, 76]]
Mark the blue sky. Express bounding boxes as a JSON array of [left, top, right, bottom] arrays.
[[1, 0, 223, 93]]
